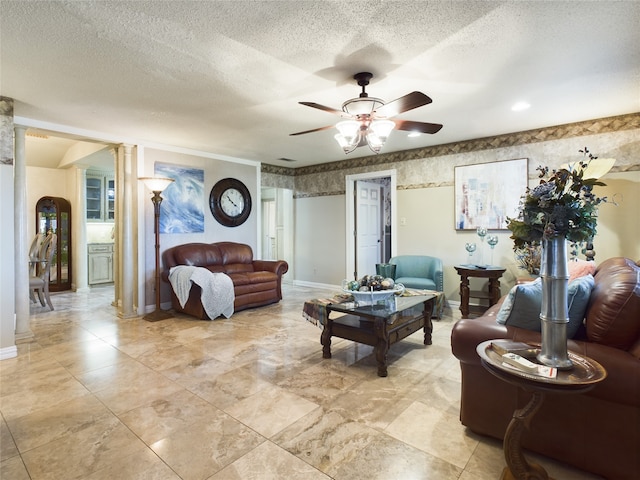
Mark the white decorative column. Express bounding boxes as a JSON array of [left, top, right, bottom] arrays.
[[73, 167, 89, 293], [14, 125, 32, 341], [117, 144, 136, 318], [110, 147, 119, 307]]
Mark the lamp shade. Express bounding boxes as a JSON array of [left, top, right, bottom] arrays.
[[139, 177, 174, 192]]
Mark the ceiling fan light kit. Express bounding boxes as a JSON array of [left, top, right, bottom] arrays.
[[292, 72, 442, 155]]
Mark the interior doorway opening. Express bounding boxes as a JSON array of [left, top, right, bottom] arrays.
[[345, 170, 397, 280]]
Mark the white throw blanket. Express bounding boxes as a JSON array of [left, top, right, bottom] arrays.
[[168, 266, 234, 319]]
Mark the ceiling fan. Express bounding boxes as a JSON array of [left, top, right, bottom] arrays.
[[291, 72, 443, 154]]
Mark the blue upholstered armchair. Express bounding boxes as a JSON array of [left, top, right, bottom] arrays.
[[389, 255, 444, 292]]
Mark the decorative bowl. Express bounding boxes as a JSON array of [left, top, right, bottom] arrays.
[[342, 283, 405, 305]]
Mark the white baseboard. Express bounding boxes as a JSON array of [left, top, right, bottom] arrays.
[[292, 280, 341, 291], [0, 345, 18, 361]]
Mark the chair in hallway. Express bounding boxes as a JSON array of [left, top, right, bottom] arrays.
[[29, 233, 57, 310], [28, 233, 45, 303]]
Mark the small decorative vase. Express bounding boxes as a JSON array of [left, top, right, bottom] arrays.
[[537, 235, 573, 369]]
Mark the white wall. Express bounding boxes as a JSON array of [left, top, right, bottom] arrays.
[[294, 195, 346, 286], [140, 148, 260, 308], [0, 164, 16, 356]]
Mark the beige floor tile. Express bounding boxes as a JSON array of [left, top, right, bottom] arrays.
[[210, 440, 330, 479], [118, 388, 223, 445], [6, 394, 114, 452], [41, 337, 129, 375], [21, 416, 147, 480], [385, 399, 478, 469], [0, 375, 90, 421], [149, 410, 264, 480], [1, 455, 31, 480], [185, 364, 273, 410], [0, 417, 19, 461], [224, 383, 319, 438]]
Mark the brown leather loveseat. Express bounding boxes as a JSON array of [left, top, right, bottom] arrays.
[[161, 241, 288, 319], [451, 257, 640, 479]]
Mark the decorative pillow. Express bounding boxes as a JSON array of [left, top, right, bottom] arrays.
[[495, 274, 594, 339], [496, 278, 542, 331], [568, 259, 596, 283]]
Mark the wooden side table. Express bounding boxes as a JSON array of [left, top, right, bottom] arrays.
[[477, 340, 607, 480], [454, 265, 506, 318]]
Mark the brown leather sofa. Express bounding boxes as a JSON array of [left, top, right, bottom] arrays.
[[451, 257, 640, 480], [161, 241, 288, 319]]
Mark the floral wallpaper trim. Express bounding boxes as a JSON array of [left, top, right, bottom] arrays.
[[262, 112, 639, 177]]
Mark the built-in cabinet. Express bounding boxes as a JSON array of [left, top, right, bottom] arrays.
[[86, 170, 115, 221], [88, 243, 114, 285]]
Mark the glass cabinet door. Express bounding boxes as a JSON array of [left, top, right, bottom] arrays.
[[107, 177, 115, 220], [86, 176, 103, 220], [36, 196, 72, 292]]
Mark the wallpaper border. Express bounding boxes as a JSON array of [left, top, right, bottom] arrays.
[[262, 112, 640, 177]]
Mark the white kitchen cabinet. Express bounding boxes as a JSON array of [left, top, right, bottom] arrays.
[[88, 243, 113, 285]]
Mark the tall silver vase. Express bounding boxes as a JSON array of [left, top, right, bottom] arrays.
[[537, 236, 573, 369]]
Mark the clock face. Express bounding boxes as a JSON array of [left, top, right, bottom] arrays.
[[220, 188, 245, 217], [209, 178, 252, 227]]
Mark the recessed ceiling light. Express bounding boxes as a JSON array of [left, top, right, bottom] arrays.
[[407, 132, 421, 138], [511, 101, 531, 112]]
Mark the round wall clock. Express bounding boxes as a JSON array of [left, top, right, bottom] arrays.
[[209, 178, 252, 227]]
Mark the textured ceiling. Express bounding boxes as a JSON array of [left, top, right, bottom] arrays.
[[1, 1, 639, 169]]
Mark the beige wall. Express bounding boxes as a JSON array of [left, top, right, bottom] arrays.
[[264, 116, 640, 302]]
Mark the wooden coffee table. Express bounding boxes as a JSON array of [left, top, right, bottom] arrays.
[[323, 294, 435, 377]]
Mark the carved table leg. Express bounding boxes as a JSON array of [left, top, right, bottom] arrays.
[[321, 317, 332, 359], [501, 391, 551, 480], [423, 298, 434, 345], [489, 277, 502, 306], [459, 274, 470, 318], [374, 318, 389, 377]]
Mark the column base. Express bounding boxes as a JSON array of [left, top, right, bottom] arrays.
[[143, 309, 173, 322]]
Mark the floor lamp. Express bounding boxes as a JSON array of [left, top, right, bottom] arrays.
[[139, 176, 174, 321]]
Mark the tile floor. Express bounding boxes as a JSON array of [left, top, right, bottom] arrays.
[[1, 284, 601, 479]]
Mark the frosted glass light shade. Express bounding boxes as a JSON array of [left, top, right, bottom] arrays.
[[139, 177, 174, 192], [335, 120, 360, 142], [369, 119, 395, 140], [335, 133, 359, 154]]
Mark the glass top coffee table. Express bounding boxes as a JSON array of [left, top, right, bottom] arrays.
[[323, 294, 436, 377]]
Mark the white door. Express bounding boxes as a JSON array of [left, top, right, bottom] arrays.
[[261, 199, 276, 260], [356, 181, 382, 278]]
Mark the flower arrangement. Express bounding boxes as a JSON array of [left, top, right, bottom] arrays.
[[514, 243, 541, 275], [506, 148, 607, 249]]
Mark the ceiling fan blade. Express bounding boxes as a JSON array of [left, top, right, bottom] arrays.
[[290, 125, 335, 136], [299, 101, 345, 116], [375, 91, 432, 117], [394, 119, 443, 134]]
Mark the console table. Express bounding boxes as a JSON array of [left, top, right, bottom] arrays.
[[454, 265, 506, 318], [477, 340, 606, 480]]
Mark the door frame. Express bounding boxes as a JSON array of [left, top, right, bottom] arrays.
[[345, 169, 397, 280]]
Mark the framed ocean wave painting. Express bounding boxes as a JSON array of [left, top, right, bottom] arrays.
[[154, 163, 205, 233]]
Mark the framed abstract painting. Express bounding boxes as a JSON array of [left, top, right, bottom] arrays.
[[455, 158, 528, 230]]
